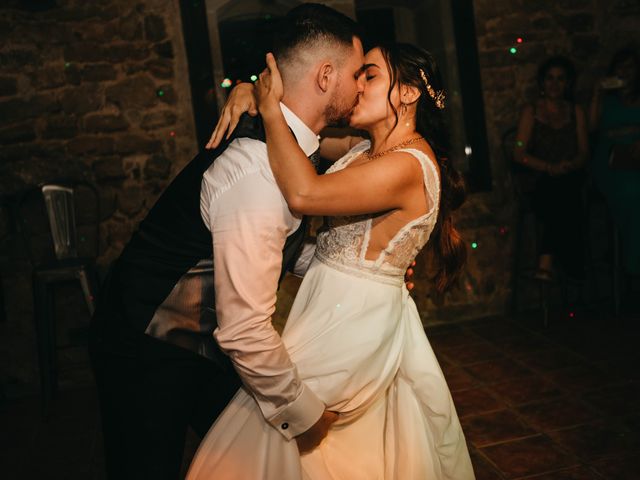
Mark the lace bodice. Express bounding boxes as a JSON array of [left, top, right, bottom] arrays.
[[315, 140, 440, 286]]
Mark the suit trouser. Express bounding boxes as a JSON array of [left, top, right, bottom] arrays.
[[89, 327, 241, 480]]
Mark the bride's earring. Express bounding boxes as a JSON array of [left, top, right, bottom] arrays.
[[400, 102, 410, 127]]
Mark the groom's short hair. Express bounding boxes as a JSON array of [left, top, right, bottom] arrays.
[[273, 3, 361, 83]]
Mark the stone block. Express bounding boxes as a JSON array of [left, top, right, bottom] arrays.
[[113, 134, 162, 154], [47, 4, 119, 22], [480, 49, 514, 68], [140, 110, 177, 129], [82, 63, 117, 82], [97, 186, 118, 220], [145, 59, 174, 79], [0, 95, 61, 122], [107, 44, 151, 63], [154, 41, 174, 59], [486, 14, 530, 34], [144, 153, 172, 179], [61, 86, 102, 115], [64, 42, 108, 63], [84, 113, 129, 132], [64, 63, 83, 86], [0, 122, 36, 144], [117, 185, 146, 216], [0, 76, 18, 96], [144, 14, 167, 42], [33, 67, 67, 90], [571, 34, 600, 60], [481, 68, 517, 91], [42, 114, 78, 139], [156, 84, 177, 105], [106, 75, 157, 109], [119, 12, 143, 41], [530, 15, 555, 31], [557, 0, 593, 10], [0, 49, 38, 69], [67, 136, 115, 155], [558, 13, 594, 33], [93, 157, 126, 181]]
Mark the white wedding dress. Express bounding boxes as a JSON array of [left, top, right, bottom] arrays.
[[187, 141, 475, 479]]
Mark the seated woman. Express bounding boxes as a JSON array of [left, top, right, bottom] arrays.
[[513, 55, 589, 281], [590, 46, 640, 277]]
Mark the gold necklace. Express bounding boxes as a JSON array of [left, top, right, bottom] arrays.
[[365, 136, 424, 160]]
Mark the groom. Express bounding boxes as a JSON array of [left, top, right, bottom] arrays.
[[89, 4, 366, 479]]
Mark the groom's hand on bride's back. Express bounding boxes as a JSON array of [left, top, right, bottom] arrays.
[[405, 260, 416, 291], [295, 409, 339, 454]]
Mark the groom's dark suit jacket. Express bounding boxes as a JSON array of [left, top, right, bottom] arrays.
[[92, 114, 307, 365]]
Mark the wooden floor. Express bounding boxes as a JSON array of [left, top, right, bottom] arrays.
[[2, 307, 639, 479]]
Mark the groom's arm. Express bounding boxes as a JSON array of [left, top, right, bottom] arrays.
[[205, 163, 324, 440]]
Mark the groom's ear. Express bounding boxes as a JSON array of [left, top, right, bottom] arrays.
[[316, 62, 334, 93]]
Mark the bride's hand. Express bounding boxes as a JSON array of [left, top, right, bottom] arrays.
[[255, 52, 284, 117], [206, 82, 258, 149]]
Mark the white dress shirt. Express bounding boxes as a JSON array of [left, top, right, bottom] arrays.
[[200, 104, 324, 440]]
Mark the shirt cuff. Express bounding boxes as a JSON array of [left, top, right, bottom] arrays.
[[267, 383, 325, 440]]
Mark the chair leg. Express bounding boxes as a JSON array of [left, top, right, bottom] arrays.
[[33, 276, 55, 417], [613, 227, 621, 318], [510, 207, 525, 317], [0, 275, 6, 323], [78, 268, 97, 316], [539, 281, 550, 328]]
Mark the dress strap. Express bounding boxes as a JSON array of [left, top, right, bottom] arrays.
[[397, 147, 440, 217]]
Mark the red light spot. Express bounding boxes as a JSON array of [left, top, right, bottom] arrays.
[[517, 37, 523, 43], [569, 312, 575, 318], [170, 131, 176, 137]]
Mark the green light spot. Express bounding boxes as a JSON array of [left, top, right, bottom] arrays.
[[516, 140, 524, 147], [471, 242, 478, 249], [250, 75, 258, 82], [157, 90, 164, 97], [509, 47, 517, 54], [64, 62, 71, 68]]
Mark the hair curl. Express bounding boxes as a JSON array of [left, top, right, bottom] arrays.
[[378, 43, 467, 293]]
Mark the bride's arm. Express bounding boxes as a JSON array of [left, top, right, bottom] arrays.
[[206, 82, 257, 149], [206, 81, 365, 163], [258, 53, 424, 217]]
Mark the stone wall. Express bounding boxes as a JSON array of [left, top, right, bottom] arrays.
[[1, 0, 639, 391], [475, 0, 640, 189], [409, 0, 640, 325], [0, 0, 197, 259], [0, 0, 197, 392]]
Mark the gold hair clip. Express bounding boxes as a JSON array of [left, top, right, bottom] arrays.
[[419, 69, 446, 109]]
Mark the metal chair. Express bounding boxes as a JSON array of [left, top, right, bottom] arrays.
[[18, 181, 101, 415]]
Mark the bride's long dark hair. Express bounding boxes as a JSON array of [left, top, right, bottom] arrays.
[[379, 43, 467, 294]]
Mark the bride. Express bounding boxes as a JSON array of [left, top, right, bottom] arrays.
[[187, 43, 475, 479]]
